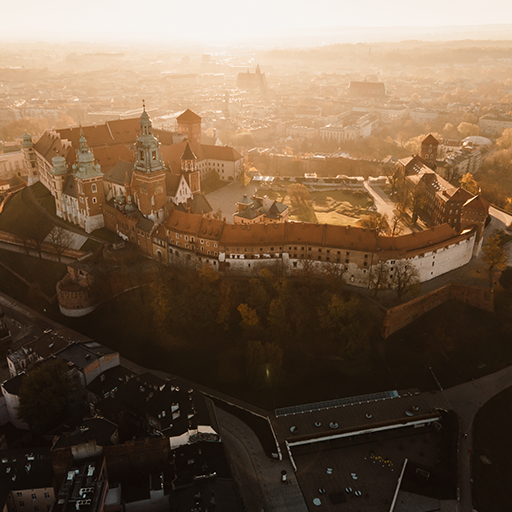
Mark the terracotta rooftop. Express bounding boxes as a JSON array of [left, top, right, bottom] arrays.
[[422, 133, 439, 145], [177, 109, 202, 123]]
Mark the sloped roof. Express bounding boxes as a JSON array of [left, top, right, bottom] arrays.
[[234, 207, 263, 220], [165, 209, 204, 235], [422, 134, 439, 145], [198, 216, 224, 240], [63, 174, 77, 198], [181, 142, 197, 161], [90, 144, 134, 173], [33, 131, 74, 167], [221, 222, 287, 246], [463, 195, 489, 212], [136, 217, 154, 233], [377, 224, 460, 255], [189, 194, 213, 216], [177, 109, 202, 123], [161, 140, 242, 174], [103, 160, 134, 186]]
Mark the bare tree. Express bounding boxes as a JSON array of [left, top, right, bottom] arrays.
[[46, 226, 72, 263], [370, 261, 390, 296], [389, 213, 405, 236], [28, 217, 51, 259], [324, 261, 347, 290], [360, 213, 389, 235], [390, 261, 420, 300], [298, 253, 317, 279]]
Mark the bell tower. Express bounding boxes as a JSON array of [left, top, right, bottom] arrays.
[[131, 101, 167, 223]]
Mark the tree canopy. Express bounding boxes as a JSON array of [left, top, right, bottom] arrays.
[[18, 359, 71, 429]]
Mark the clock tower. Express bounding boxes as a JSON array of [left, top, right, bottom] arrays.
[[131, 102, 167, 223]]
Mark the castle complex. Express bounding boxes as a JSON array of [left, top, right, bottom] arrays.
[[22, 109, 489, 298]]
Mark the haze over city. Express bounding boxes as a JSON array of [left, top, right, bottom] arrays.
[[3, 0, 512, 45], [1, 1, 512, 511]]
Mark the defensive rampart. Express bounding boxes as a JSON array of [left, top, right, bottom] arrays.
[[381, 282, 494, 338]]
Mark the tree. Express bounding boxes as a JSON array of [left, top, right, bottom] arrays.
[[390, 261, 420, 300], [457, 122, 480, 138], [46, 226, 72, 263], [18, 359, 71, 430], [389, 213, 405, 237], [238, 303, 260, 332], [287, 183, 310, 207], [481, 235, 508, 271], [370, 261, 390, 296], [496, 128, 512, 150], [26, 217, 51, 259], [323, 261, 347, 291], [460, 172, 479, 195], [359, 213, 389, 234]]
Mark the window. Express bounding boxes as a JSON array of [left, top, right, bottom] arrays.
[[19, 502, 24, 508], [91, 184, 97, 193], [32, 494, 36, 501], [176, 233, 179, 239], [92, 197, 97, 204], [17, 493, 22, 498]]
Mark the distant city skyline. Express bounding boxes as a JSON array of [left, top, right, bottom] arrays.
[[3, 0, 512, 45]]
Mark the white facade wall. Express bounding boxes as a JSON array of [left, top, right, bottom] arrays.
[[1, 387, 29, 430], [171, 175, 192, 205], [0, 152, 25, 180], [6, 487, 55, 512], [382, 234, 475, 283]]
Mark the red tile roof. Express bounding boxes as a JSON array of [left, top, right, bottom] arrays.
[[161, 140, 242, 174], [377, 224, 465, 258], [422, 134, 439, 145], [177, 109, 202, 123]]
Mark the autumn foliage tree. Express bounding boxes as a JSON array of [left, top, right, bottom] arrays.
[[481, 234, 508, 271]]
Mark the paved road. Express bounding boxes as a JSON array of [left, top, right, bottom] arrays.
[[443, 366, 512, 512], [206, 182, 258, 222], [0, 241, 75, 265], [216, 407, 308, 512]]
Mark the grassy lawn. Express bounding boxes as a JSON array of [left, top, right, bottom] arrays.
[[472, 386, 512, 511], [257, 187, 373, 226], [0, 249, 67, 299]]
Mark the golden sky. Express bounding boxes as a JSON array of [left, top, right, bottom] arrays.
[[4, 0, 512, 43]]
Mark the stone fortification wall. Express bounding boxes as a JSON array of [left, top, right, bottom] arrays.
[[0, 230, 87, 260], [381, 283, 494, 338], [56, 275, 97, 317]]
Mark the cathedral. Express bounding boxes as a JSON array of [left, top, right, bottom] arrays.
[[22, 106, 243, 239]]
